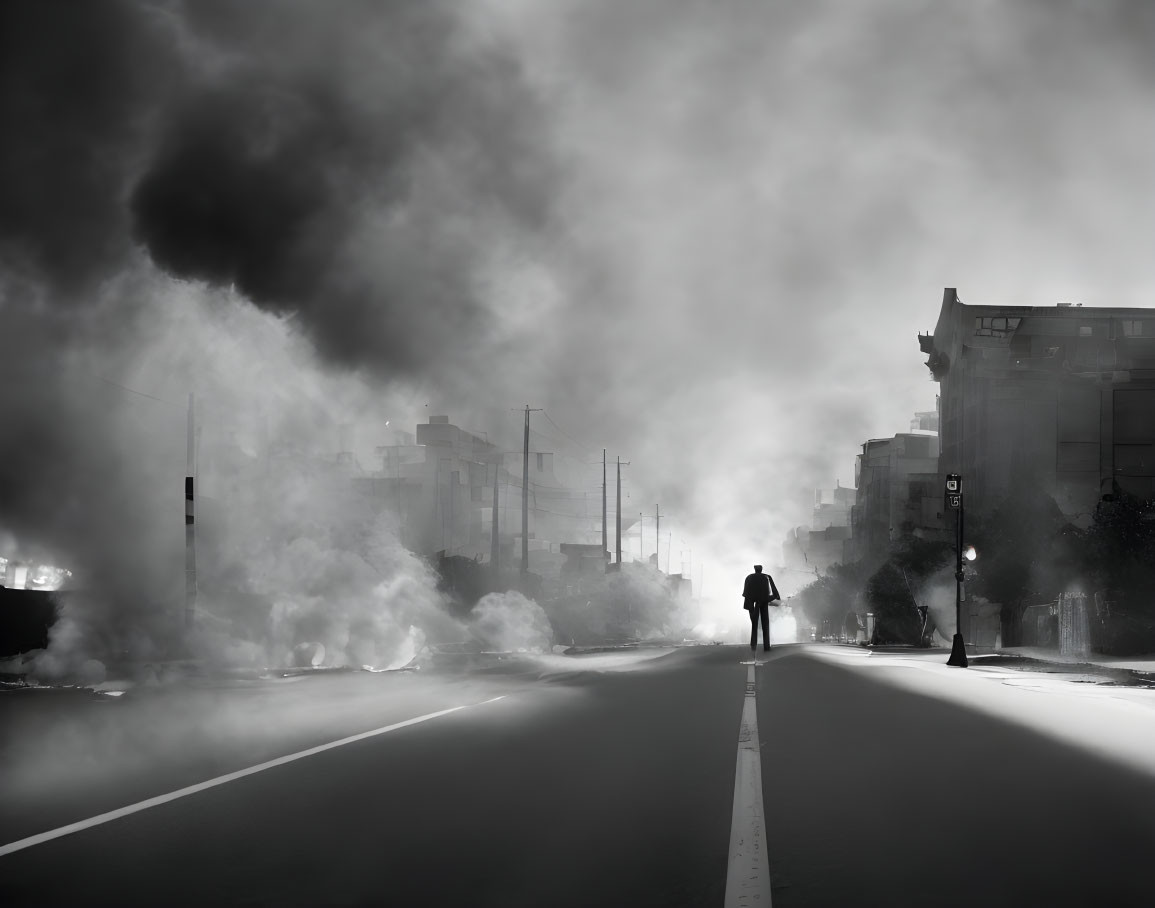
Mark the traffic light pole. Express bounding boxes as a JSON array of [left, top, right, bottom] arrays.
[[948, 497, 968, 667], [944, 473, 968, 667]]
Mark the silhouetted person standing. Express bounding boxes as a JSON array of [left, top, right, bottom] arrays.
[[742, 564, 780, 653]]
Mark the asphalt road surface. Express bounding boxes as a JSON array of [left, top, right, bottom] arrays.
[[3, 645, 1155, 906]]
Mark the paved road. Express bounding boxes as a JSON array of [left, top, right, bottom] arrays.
[[3, 645, 1155, 906]]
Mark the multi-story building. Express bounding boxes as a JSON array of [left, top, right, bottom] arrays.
[[359, 415, 500, 559], [920, 288, 1155, 519], [781, 484, 856, 579], [849, 431, 941, 563], [910, 408, 940, 433], [813, 484, 856, 531]]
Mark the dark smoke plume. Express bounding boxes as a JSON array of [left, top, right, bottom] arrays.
[[0, 0, 176, 295], [1, 0, 556, 371], [0, 0, 559, 671], [128, 0, 555, 372]]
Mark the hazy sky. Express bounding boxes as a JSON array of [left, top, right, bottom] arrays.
[[482, 0, 1155, 597], [1, 0, 1152, 639]]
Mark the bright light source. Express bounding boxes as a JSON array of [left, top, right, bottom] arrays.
[[963, 545, 978, 562]]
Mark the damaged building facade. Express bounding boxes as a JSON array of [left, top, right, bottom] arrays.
[[921, 288, 1155, 520]]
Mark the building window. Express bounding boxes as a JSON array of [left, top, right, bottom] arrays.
[[1079, 326, 1093, 337], [1123, 320, 1143, 337], [975, 315, 1018, 338], [536, 453, 543, 471]]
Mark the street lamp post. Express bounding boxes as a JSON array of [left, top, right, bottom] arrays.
[[945, 473, 968, 667]]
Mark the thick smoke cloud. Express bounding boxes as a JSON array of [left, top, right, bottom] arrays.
[[2, 0, 1152, 660], [0, 0, 557, 672], [129, 0, 556, 372], [0, 1, 175, 296], [2, 0, 555, 372]]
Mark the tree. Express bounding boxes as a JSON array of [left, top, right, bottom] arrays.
[[864, 532, 953, 645], [1083, 486, 1155, 652], [793, 560, 869, 637], [866, 562, 921, 644], [967, 484, 1083, 646]]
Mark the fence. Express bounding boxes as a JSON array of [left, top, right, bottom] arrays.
[[1058, 592, 1091, 658]]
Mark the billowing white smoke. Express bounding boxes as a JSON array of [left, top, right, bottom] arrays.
[[921, 571, 959, 645], [470, 591, 553, 653], [768, 605, 799, 644], [15, 283, 472, 679], [607, 566, 693, 639], [195, 523, 454, 671]]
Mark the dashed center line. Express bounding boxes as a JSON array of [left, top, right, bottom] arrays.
[[724, 663, 772, 907]]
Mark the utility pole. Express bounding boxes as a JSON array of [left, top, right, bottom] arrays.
[[184, 392, 197, 630], [519, 406, 542, 575], [655, 504, 660, 566], [602, 449, 608, 566], [490, 461, 500, 574], [615, 456, 630, 566], [616, 456, 622, 565]]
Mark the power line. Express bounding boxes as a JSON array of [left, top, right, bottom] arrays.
[[540, 410, 595, 456], [95, 376, 179, 407]]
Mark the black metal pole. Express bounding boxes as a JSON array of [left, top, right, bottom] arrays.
[[184, 392, 196, 631], [948, 499, 968, 666]]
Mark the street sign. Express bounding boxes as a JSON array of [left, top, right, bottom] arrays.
[[945, 473, 962, 510]]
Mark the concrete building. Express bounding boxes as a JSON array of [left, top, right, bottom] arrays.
[[359, 415, 501, 560], [910, 408, 940, 433], [813, 484, 856, 531], [849, 431, 941, 563], [920, 288, 1155, 519], [781, 484, 855, 579]]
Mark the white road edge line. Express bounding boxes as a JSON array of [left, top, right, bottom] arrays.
[[0, 695, 507, 859], [724, 663, 772, 907]]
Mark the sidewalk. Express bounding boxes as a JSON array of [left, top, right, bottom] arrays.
[[993, 645, 1155, 674], [970, 646, 1155, 688], [858, 642, 1155, 688]]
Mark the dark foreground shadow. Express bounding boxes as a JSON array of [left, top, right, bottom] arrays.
[[760, 652, 1155, 907]]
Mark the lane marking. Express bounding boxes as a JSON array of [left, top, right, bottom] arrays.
[[724, 664, 772, 907], [0, 695, 506, 858]]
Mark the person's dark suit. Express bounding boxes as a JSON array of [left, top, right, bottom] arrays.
[[742, 566, 780, 651]]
